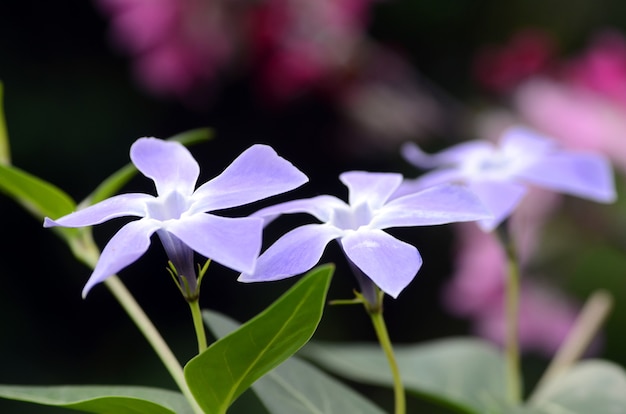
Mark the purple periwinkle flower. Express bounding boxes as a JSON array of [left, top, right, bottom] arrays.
[[401, 126, 616, 231], [44, 138, 308, 297], [238, 171, 491, 300]]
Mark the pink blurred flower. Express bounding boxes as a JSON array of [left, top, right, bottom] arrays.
[[250, 0, 376, 101], [564, 30, 626, 106], [475, 282, 578, 355], [473, 29, 555, 93], [444, 221, 580, 356], [96, 0, 443, 151], [514, 78, 626, 173], [97, 0, 237, 99], [96, 0, 390, 106], [473, 28, 626, 173]]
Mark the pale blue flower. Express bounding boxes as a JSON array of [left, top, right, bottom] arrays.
[[238, 171, 491, 299], [400, 126, 616, 231], [44, 138, 308, 297]]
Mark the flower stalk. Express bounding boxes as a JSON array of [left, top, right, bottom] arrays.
[[366, 290, 406, 414], [498, 225, 523, 404], [331, 287, 406, 414], [70, 234, 203, 414], [188, 298, 208, 353]]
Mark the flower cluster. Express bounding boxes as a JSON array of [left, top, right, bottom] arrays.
[[45, 125, 616, 345], [44, 136, 490, 301]]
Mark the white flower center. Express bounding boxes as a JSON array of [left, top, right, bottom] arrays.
[[330, 202, 373, 231], [146, 191, 191, 222], [464, 149, 524, 180]]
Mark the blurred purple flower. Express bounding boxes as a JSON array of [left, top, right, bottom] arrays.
[[401, 126, 616, 231], [239, 171, 490, 300], [44, 138, 308, 297]]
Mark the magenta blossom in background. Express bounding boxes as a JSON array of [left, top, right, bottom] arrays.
[[511, 31, 626, 173], [44, 138, 308, 297], [239, 171, 490, 302], [401, 126, 616, 231], [564, 30, 626, 107], [250, 0, 375, 101], [514, 78, 626, 173], [97, 0, 237, 98], [95, 0, 443, 151], [472, 29, 554, 94], [474, 29, 626, 175], [95, 0, 376, 101]]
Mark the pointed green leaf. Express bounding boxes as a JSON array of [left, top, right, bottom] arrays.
[[0, 385, 193, 414], [204, 310, 385, 414], [184, 264, 334, 414], [0, 81, 10, 164], [303, 338, 510, 414], [83, 127, 212, 206], [528, 360, 626, 414], [0, 163, 78, 240]]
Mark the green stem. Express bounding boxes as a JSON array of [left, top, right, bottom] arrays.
[[500, 228, 523, 404], [104, 276, 204, 414], [188, 298, 208, 353], [71, 235, 203, 413], [368, 306, 406, 414]]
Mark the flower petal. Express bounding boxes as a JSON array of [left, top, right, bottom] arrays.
[[190, 144, 308, 213], [341, 229, 422, 298], [371, 184, 492, 229], [44, 193, 153, 228], [166, 213, 264, 274], [469, 180, 528, 231], [339, 171, 403, 209], [238, 224, 343, 282], [252, 195, 347, 225], [82, 218, 162, 297], [517, 151, 616, 203], [401, 140, 493, 169], [500, 126, 557, 157], [391, 169, 469, 199], [130, 137, 200, 196]]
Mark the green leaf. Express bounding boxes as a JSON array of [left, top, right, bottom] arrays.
[[0, 81, 10, 164], [166, 127, 213, 147], [302, 338, 510, 414], [184, 264, 334, 414], [204, 310, 386, 414], [83, 127, 212, 206], [0, 385, 193, 414], [0, 163, 77, 240], [527, 359, 626, 414]]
